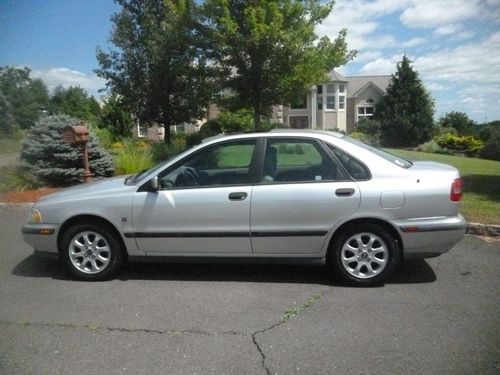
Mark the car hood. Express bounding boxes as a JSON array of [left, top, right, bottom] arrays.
[[37, 176, 131, 204]]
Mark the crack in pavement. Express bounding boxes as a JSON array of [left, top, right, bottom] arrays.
[[0, 320, 243, 337], [0, 292, 324, 375]]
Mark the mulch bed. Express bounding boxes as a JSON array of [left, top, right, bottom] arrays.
[[0, 188, 61, 204]]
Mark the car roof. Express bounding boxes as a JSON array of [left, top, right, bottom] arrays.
[[201, 129, 345, 143]]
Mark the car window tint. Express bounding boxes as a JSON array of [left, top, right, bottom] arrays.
[[326, 143, 371, 180], [159, 140, 256, 188], [262, 139, 343, 183]]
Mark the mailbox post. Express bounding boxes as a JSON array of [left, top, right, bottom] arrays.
[[62, 123, 92, 183]]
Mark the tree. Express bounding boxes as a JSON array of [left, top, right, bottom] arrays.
[[50, 85, 101, 124], [203, 0, 355, 130], [99, 95, 134, 138], [0, 66, 50, 132], [96, 0, 214, 143], [0, 89, 14, 136], [375, 56, 435, 147], [438, 111, 476, 135], [20, 115, 114, 187]]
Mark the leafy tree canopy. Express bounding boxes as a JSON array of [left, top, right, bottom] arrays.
[[50, 85, 101, 124], [99, 95, 134, 139], [438, 111, 476, 136], [203, 0, 355, 129], [96, 0, 215, 143], [375, 56, 435, 147], [0, 66, 50, 134]]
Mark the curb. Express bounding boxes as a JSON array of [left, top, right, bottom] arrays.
[[1, 202, 499, 238], [466, 223, 500, 237], [0, 203, 33, 212]]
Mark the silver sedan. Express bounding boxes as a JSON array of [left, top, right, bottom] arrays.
[[22, 130, 466, 285]]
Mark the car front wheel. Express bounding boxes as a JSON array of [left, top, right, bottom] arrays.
[[60, 223, 124, 281], [331, 223, 400, 285]]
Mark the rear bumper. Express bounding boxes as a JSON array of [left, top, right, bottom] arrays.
[[392, 214, 466, 259]]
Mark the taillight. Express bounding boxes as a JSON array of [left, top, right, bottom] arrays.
[[450, 178, 463, 202]]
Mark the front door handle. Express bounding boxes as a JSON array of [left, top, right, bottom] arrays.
[[335, 188, 355, 197], [228, 192, 248, 201]]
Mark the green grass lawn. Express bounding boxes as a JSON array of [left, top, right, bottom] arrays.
[[389, 149, 500, 224], [0, 137, 22, 154]]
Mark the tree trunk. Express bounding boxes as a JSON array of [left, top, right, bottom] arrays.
[[162, 114, 171, 144], [253, 104, 261, 131]]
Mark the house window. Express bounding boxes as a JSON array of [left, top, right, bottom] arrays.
[[316, 85, 323, 94], [326, 84, 335, 110], [138, 124, 148, 138], [357, 106, 374, 120], [289, 116, 308, 129], [339, 95, 345, 110], [317, 96, 323, 110], [339, 84, 345, 93], [290, 95, 307, 109]]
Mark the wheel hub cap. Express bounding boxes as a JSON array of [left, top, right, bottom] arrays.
[[341, 232, 389, 279], [69, 231, 111, 274]]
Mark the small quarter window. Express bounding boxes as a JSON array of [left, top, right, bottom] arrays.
[[326, 143, 371, 180]]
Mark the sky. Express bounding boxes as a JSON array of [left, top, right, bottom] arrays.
[[1, 0, 499, 123]]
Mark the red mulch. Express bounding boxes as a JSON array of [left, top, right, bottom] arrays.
[[0, 188, 61, 204]]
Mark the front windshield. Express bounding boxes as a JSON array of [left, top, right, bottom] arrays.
[[125, 145, 194, 185], [342, 136, 413, 168]]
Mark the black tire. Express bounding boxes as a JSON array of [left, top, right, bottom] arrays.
[[329, 223, 400, 286], [60, 223, 124, 281]]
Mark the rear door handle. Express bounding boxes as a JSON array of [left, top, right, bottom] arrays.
[[228, 192, 248, 201], [335, 188, 355, 197]]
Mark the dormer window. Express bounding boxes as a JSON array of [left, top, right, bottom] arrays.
[[365, 98, 374, 104]]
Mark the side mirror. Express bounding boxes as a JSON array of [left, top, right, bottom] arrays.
[[149, 176, 159, 191]]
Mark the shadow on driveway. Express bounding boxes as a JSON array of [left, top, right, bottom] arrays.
[[12, 254, 436, 286]]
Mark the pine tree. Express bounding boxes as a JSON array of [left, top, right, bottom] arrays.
[[375, 56, 435, 147], [20, 115, 114, 187]]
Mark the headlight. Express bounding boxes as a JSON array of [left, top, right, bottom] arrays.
[[30, 208, 43, 223]]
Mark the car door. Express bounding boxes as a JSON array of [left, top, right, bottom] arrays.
[[250, 137, 361, 255], [131, 139, 258, 255]]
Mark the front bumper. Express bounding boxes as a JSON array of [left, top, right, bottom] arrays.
[[393, 214, 467, 259], [22, 223, 59, 255]]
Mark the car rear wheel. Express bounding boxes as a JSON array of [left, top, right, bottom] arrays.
[[330, 223, 400, 285], [60, 223, 124, 281]]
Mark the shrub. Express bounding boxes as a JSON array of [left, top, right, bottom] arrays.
[[434, 133, 483, 156], [416, 140, 448, 154], [113, 138, 154, 175], [0, 166, 36, 192], [354, 119, 381, 145], [151, 137, 186, 163], [20, 115, 114, 187], [479, 127, 500, 161], [348, 131, 373, 144]]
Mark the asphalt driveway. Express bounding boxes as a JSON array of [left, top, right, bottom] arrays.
[[0, 206, 499, 374]]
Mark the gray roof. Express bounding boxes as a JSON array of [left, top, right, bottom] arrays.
[[328, 70, 348, 82], [344, 75, 392, 97]]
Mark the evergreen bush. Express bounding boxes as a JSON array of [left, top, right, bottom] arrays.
[[20, 115, 114, 187]]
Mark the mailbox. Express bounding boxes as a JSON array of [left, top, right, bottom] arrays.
[[62, 123, 93, 183], [62, 125, 89, 144]]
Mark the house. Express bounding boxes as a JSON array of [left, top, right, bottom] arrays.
[[274, 71, 391, 133], [134, 71, 391, 140]]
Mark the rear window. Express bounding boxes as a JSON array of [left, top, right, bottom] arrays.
[[341, 136, 413, 169]]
